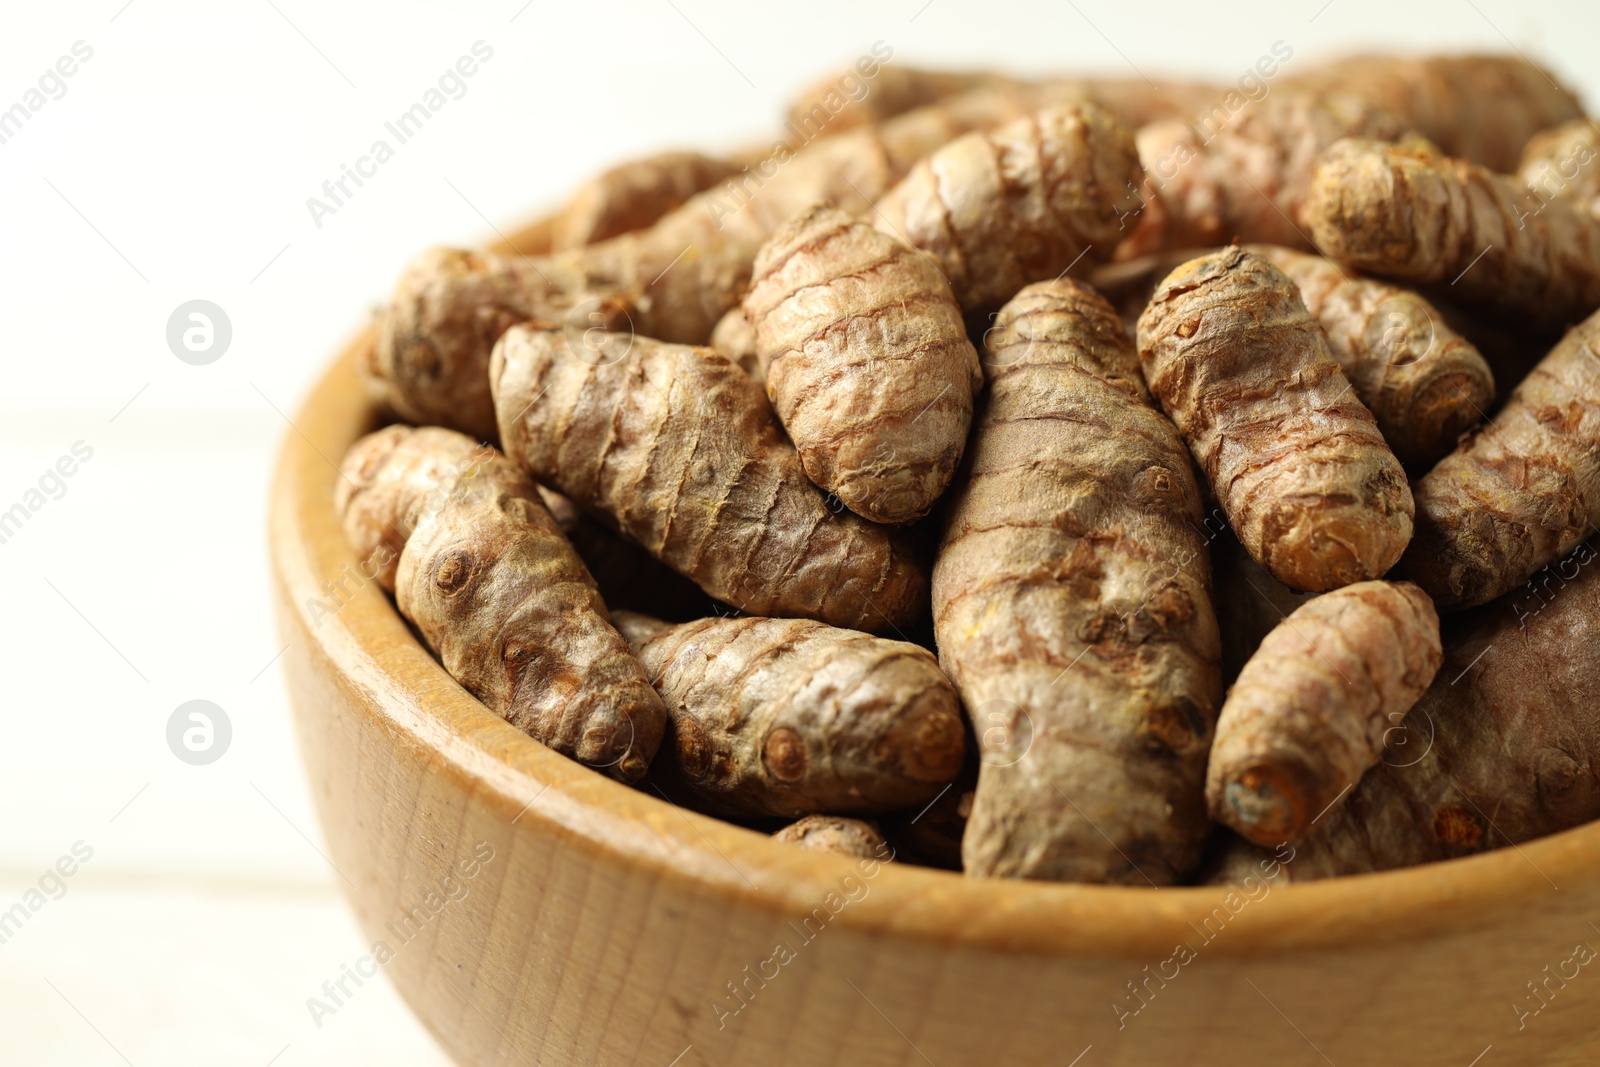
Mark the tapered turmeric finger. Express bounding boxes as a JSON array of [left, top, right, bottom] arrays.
[[335, 426, 666, 782], [613, 612, 964, 818], [1255, 245, 1495, 466], [1401, 309, 1600, 609], [552, 150, 743, 250], [1517, 119, 1600, 219], [1207, 580, 1442, 846], [491, 324, 928, 632], [936, 278, 1221, 885], [872, 103, 1144, 317], [1213, 536, 1600, 883], [744, 203, 981, 523], [1121, 91, 1408, 260], [1137, 246, 1414, 592], [1306, 137, 1600, 332]]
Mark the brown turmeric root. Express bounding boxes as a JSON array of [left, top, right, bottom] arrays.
[[491, 324, 927, 632], [1213, 536, 1600, 882], [1137, 246, 1414, 592], [1306, 137, 1600, 332], [871, 103, 1144, 317], [1206, 580, 1442, 846], [1283, 53, 1583, 172], [612, 611, 964, 818], [709, 306, 765, 384], [743, 203, 981, 523], [1120, 91, 1408, 260], [1518, 119, 1600, 218], [335, 426, 665, 781], [935, 279, 1221, 884], [1255, 245, 1495, 466], [772, 815, 890, 859], [366, 87, 1058, 439], [552, 151, 744, 251], [1401, 309, 1600, 609]]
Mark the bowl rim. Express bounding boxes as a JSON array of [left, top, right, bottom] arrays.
[[270, 214, 1598, 963]]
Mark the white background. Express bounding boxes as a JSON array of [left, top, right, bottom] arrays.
[[0, 2, 1594, 1063]]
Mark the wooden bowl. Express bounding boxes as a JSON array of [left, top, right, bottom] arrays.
[[269, 215, 1600, 1067]]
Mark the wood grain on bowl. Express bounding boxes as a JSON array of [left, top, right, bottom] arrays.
[[269, 213, 1600, 1067]]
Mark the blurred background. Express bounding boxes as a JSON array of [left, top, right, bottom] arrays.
[[1, 2, 1594, 1062]]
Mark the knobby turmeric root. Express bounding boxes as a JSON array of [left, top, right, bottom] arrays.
[[772, 815, 891, 859], [1402, 309, 1600, 609], [1121, 91, 1408, 260], [872, 103, 1144, 317], [744, 203, 982, 523], [1213, 536, 1600, 882], [490, 324, 928, 632], [1283, 53, 1583, 172], [613, 611, 964, 818], [366, 86, 1061, 440], [552, 150, 744, 251], [1255, 245, 1495, 466], [335, 426, 666, 781], [935, 279, 1221, 884], [1137, 246, 1414, 592], [1307, 137, 1600, 332], [1206, 580, 1442, 847]]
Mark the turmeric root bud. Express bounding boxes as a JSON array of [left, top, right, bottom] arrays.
[[336, 426, 666, 782], [1206, 581, 1442, 846], [614, 612, 965, 818], [772, 815, 891, 859], [745, 202, 981, 523], [1137, 246, 1414, 592]]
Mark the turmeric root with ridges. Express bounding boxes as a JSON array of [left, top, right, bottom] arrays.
[[1518, 119, 1600, 218], [1400, 309, 1600, 609], [335, 426, 666, 782], [336, 424, 482, 592], [1213, 537, 1600, 883], [1283, 53, 1583, 173], [1306, 137, 1600, 332], [935, 279, 1221, 884], [612, 611, 964, 817], [871, 103, 1144, 316], [772, 815, 890, 859], [1255, 245, 1495, 466], [743, 203, 981, 523], [1137, 247, 1414, 592], [367, 87, 1057, 439], [1120, 92, 1409, 260], [1206, 580, 1442, 846], [552, 151, 743, 251], [491, 324, 928, 632]]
